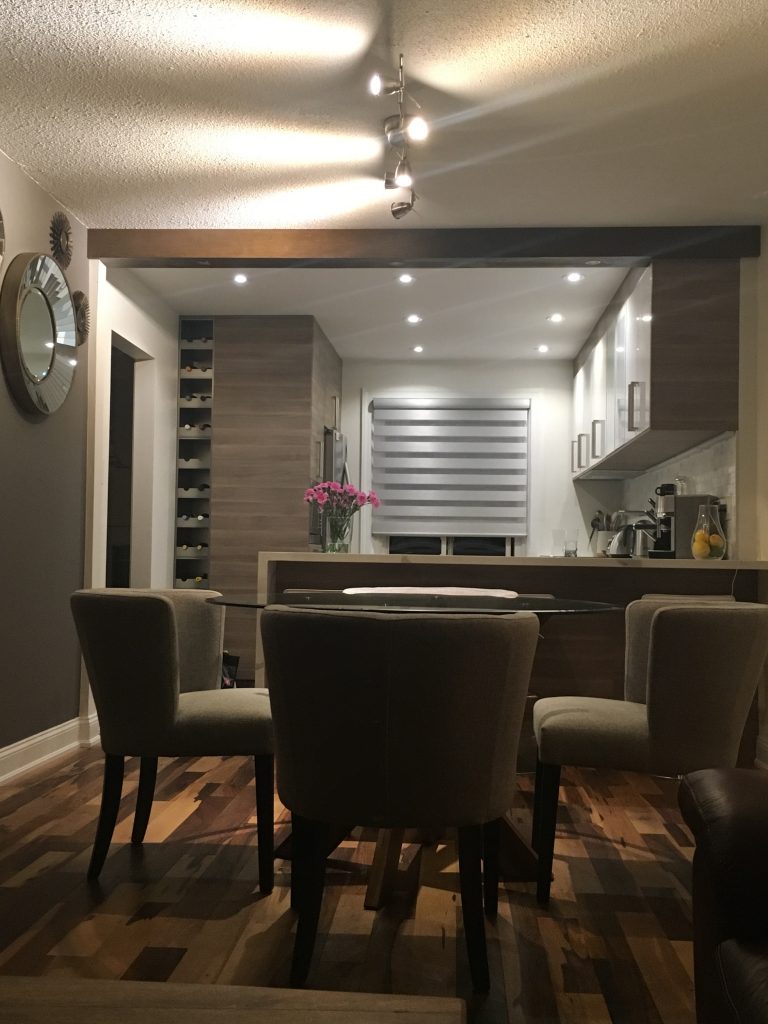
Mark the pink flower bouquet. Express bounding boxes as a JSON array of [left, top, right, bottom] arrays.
[[304, 482, 380, 552]]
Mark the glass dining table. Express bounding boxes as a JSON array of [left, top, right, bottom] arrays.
[[209, 589, 620, 906]]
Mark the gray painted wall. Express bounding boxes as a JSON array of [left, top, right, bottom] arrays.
[[0, 150, 89, 747]]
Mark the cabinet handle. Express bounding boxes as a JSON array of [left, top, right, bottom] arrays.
[[571, 440, 578, 473], [628, 381, 642, 432], [591, 418, 605, 459], [577, 433, 589, 469]]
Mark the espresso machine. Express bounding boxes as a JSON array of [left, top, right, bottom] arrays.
[[652, 483, 676, 555]]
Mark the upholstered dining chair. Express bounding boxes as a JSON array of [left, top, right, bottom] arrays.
[[532, 599, 768, 904], [71, 588, 274, 891], [260, 606, 540, 993]]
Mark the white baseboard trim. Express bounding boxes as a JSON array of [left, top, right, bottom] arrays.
[[0, 713, 100, 785]]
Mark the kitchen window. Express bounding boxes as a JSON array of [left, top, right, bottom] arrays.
[[370, 397, 530, 538]]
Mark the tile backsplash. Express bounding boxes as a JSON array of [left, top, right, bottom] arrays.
[[623, 432, 736, 552]]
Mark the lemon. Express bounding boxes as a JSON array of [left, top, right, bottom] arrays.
[[692, 539, 711, 559], [694, 529, 710, 542], [709, 534, 725, 548]]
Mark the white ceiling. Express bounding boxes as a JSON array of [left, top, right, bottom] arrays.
[[131, 265, 627, 360], [1, 0, 767, 229]]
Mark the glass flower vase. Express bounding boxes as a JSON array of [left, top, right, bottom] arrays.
[[322, 515, 352, 553], [690, 503, 727, 560]]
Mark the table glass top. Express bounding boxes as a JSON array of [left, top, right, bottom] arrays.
[[211, 591, 620, 615]]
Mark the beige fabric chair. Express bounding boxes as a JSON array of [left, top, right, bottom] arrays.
[[71, 588, 274, 890], [260, 606, 539, 992], [533, 599, 768, 904]]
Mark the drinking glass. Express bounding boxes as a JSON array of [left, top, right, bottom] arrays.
[[564, 530, 578, 557]]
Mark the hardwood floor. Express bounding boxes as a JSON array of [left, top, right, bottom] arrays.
[[0, 750, 695, 1023]]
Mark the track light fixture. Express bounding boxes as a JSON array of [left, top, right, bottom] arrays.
[[369, 53, 428, 219], [391, 190, 417, 220]]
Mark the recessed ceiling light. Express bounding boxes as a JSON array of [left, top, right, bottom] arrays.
[[585, 260, 602, 266], [233, 273, 247, 284], [564, 272, 584, 283], [406, 314, 422, 324], [636, 314, 653, 322], [413, 345, 423, 353], [547, 313, 564, 323], [399, 273, 414, 284], [537, 345, 549, 353], [615, 346, 625, 353]]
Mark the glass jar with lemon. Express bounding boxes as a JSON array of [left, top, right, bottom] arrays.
[[690, 503, 727, 560]]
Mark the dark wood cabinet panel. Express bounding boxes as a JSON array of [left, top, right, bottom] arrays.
[[210, 316, 341, 676]]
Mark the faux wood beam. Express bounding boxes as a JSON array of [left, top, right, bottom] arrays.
[[87, 226, 761, 268]]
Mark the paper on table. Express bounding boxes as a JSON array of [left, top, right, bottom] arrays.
[[342, 586, 519, 598]]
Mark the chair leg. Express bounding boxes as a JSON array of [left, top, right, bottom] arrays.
[[131, 756, 158, 845], [458, 824, 490, 993], [290, 814, 328, 988], [88, 754, 125, 880], [531, 757, 544, 852], [535, 760, 561, 905], [482, 819, 500, 920], [254, 754, 274, 895]]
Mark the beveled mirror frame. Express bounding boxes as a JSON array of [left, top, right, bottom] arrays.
[[0, 252, 77, 416]]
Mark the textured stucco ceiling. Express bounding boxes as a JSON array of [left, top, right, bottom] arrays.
[[1, 0, 767, 229]]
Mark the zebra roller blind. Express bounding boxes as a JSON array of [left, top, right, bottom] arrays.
[[370, 397, 530, 537]]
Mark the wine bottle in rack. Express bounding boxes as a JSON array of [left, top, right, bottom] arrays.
[[196, 512, 210, 521]]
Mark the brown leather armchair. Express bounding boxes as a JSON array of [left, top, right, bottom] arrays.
[[679, 769, 768, 1024]]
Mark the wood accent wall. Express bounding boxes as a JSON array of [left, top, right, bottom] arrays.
[[650, 260, 740, 431], [210, 317, 341, 676]]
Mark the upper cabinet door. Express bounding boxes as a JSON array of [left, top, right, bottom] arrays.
[[585, 337, 608, 462], [612, 266, 652, 449]]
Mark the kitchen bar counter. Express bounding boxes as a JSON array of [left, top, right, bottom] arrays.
[[252, 552, 766, 767], [256, 551, 764, 606]]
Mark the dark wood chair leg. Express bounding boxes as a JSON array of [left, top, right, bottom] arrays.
[[531, 757, 544, 852], [535, 761, 562, 905], [254, 754, 274, 895], [88, 754, 125, 880], [131, 756, 158, 845], [458, 824, 490, 993], [290, 814, 328, 988], [482, 819, 501, 919]]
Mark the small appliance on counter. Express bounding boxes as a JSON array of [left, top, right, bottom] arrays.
[[607, 511, 652, 557]]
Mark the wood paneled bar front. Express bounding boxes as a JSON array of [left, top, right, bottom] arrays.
[[255, 553, 768, 765]]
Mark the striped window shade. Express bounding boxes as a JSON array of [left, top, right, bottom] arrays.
[[370, 398, 530, 537]]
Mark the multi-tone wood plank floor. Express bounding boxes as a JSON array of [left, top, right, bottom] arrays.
[[0, 749, 695, 1023]]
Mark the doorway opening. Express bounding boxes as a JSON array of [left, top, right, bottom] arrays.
[[106, 343, 135, 586]]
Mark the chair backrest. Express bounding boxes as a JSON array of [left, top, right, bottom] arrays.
[[644, 604, 768, 775], [625, 597, 738, 704], [70, 588, 224, 754], [260, 607, 539, 828]]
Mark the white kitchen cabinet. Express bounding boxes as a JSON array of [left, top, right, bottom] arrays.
[[572, 260, 739, 479]]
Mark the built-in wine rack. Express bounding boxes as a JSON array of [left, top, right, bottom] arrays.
[[175, 318, 214, 589]]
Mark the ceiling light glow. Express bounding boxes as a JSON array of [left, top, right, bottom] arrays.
[[406, 314, 422, 324], [548, 313, 564, 323], [399, 273, 414, 284], [537, 344, 549, 353], [233, 273, 247, 284], [209, 128, 382, 168], [565, 272, 584, 283], [636, 314, 653, 322], [413, 345, 423, 353]]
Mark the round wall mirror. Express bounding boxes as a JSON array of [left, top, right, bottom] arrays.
[[0, 253, 77, 416], [19, 288, 56, 381]]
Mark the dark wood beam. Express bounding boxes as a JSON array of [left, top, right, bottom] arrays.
[[88, 226, 761, 268]]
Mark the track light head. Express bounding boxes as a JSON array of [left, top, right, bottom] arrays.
[[369, 71, 402, 96], [391, 190, 416, 219], [394, 157, 413, 188]]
